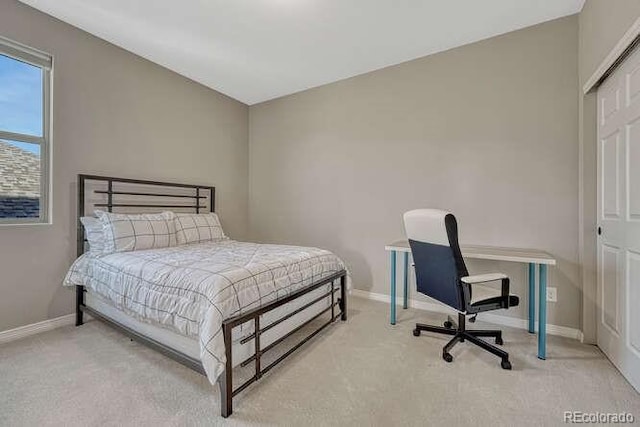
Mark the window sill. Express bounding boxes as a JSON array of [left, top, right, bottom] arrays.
[[0, 220, 52, 227]]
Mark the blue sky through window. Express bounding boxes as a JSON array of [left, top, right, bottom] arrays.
[[0, 53, 42, 154]]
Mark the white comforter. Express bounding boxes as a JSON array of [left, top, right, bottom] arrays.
[[64, 240, 346, 384]]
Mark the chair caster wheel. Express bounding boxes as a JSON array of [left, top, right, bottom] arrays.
[[413, 329, 421, 337], [501, 360, 512, 370], [495, 337, 503, 345], [443, 321, 453, 329], [443, 352, 453, 363]]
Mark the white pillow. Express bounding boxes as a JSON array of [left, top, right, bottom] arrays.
[[174, 213, 226, 245], [96, 210, 176, 253], [80, 216, 105, 253]]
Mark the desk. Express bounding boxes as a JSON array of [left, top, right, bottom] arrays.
[[385, 240, 556, 360]]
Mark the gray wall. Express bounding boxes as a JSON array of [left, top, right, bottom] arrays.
[[578, 0, 640, 342], [0, 1, 249, 331], [249, 16, 580, 328], [579, 0, 640, 85]]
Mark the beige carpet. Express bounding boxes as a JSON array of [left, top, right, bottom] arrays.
[[1, 297, 639, 426]]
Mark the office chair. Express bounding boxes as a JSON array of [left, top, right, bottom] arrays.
[[403, 209, 519, 369]]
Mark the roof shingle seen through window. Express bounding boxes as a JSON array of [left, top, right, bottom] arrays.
[[0, 140, 40, 218]]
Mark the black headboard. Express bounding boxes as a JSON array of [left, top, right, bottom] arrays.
[[77, 174, 215, 256]]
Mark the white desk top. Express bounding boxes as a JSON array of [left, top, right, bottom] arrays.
[[385, 240, 556, 266]]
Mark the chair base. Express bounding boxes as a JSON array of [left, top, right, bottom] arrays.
[[413, 313, 512, 370]]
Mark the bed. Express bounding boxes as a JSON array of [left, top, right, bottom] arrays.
[[65, 175, 348, 417]]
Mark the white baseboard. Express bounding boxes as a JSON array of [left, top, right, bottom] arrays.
[[0, 314, 75, 345], [0, 291, 583, 345], [352, 289, 582, 341]]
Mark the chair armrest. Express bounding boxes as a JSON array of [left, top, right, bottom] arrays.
[[460, 273, 507, 284], [461, 273, 511, 308]]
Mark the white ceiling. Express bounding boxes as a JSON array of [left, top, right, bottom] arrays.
[[20, 0, 585, 105]]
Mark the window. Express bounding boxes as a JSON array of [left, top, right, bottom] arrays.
[[0, 36, 52, 224]]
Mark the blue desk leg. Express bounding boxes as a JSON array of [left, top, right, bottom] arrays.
[[390, 250, 397, 325], [403, 252, 409, 309], [538, 264, 547, 360], [528, 263, 535, 333]]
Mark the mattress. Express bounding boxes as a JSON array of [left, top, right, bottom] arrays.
[[65, 239, 347, 384]]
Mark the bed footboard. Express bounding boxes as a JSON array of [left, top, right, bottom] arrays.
[[76, 270, 347, 418], [219, 270, 347, 418]]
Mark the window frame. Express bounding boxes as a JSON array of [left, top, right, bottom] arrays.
[[0, 36, 53, 225]]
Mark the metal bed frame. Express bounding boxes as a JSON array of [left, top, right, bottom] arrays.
[[74, 174, 347, 417]]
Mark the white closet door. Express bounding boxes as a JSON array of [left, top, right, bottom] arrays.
[[597, 44, 640, 393]]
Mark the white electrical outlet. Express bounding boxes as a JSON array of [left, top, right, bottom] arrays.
[[547, 287, 557, 302]]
